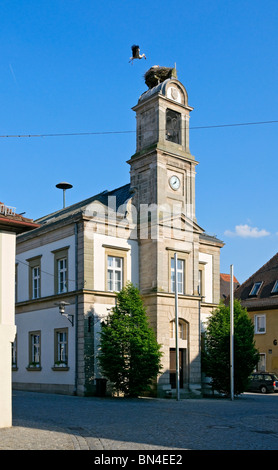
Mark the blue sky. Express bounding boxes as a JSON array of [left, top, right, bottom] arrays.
[[1, 0, 278, 284]]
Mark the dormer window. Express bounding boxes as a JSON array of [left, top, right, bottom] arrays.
[[249, 282, 262, 296], [271, 280, 278, 294]]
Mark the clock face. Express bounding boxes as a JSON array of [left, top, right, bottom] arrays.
[[169, 175, 180, 191]]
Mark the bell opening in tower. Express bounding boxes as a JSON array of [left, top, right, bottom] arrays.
[[165, 109, 181, 144]]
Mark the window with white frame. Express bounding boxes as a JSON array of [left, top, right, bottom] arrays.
[[58, 258, 67, 294], [171, 258, 185, 294], [198, 269, 202, 296], [52, 247, 69, 295], [179, 321, 186, 340], [12, 335, 17, 369], [254, 314, 266, 334], [271, 280, 278, 294], [249, 282, 262, 296], [32, 266, 40, 299], [27, 255, 42, 300], [107, 256, 123, 292], [28, 331, 41, 367], [54, 328, 68, 367], [198, 264, 206, 297]]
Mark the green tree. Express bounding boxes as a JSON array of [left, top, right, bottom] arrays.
[[98, 282, 163, 397], [202, 299, 259, 396]]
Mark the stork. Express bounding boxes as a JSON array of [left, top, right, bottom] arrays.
[[129, 45, 146, 64]]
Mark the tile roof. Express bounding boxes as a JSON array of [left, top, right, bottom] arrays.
[[220, 273, 240, 299], [0, 202, 40, 233], [200, 232, 224, 246], [234, 252, 278, 309], [35, 183, 132, 225], [220, 273, 239, 283]]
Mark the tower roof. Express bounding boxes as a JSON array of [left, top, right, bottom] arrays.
[[136, 67, 192, 110], [144, 65, 177, 89]]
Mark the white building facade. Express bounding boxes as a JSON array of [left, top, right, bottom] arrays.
[[0, 204, 38, 428], [14, 69, 223, 397]]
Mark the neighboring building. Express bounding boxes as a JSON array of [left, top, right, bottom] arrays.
[[0, 203, 39, 428], [220, 273, 240, 300], [234, 253, 278, 374], [14, 67, 224, 397]]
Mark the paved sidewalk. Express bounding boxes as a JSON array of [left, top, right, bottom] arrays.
[[1, 390, 278, 450], [0, 422, 76, 450]]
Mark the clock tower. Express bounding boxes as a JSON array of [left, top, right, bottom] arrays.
[[128, 66, 197, 222], [127, 67, 223, 397]]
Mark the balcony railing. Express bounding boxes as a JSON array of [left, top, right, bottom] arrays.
[[0, 204, 16, 216]]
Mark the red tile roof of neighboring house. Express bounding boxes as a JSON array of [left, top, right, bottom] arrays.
[[220, 273, 240, 300], [220, 273, 239, 284], [0, 202, 40, 233]]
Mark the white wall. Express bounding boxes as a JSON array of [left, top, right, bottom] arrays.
[[14, 306, 76, 386], [16, 235, 76, 302], [92, 233, 139, 291], [0, 231, 17, 428], [15, 234, 77, 389], [14, 228, 139, 391], [0, 232, 16, 324]]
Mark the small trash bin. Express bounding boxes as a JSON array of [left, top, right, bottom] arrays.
[[95, 378, 107, 397]]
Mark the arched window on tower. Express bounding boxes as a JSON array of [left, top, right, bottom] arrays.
[[165, 109, 181, 144]]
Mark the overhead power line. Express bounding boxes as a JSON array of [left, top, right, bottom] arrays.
[[0, 130, 135, 138], [191, 120, 278, 129], [0, 120, 278, 138]]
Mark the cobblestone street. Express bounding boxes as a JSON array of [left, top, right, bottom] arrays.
[[1, 390, 278, 451]]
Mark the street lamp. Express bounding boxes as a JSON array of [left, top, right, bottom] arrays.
[[55, 300, 74, 326]]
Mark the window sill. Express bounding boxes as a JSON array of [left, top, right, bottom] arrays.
[[26, 366, 42, 371], [52, 366, 69, 371]]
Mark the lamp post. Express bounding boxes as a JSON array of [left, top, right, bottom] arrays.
[[230, 264, 234, 401], [174, 253, 180, 401]]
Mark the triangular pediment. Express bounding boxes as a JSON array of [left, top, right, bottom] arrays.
[[158, 210, 205, 235]]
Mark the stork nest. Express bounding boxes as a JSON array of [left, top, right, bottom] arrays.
[[144, 66, 177, 89]]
